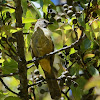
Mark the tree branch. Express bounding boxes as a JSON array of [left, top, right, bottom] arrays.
[[0, 72, 18, 78], [14, 0, 28, 99], [27, 33, 86, 64], [61, 91, 71, 100], [0, 3, 15, 9], [0, 78, 19, 95], [27, 64, 35, 69]]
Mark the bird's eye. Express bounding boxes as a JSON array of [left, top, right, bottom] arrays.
[[43, 21, 47, 24]]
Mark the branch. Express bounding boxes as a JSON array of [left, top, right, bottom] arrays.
[[61, 91, 71, 100], [27, 64, 35, 69], [27, 33, 86, 64], [0, 78, 19, 95], [28, 79, 45, 87], [0, 3, 15, 9], [14, 0, 28, 99], [0, 43, 19, 62], [0, 72, 18, 78]]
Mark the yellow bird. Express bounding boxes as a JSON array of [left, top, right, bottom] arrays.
[[30, 18, 61, 99]]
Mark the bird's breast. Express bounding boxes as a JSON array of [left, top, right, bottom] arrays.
[[31, 29, 54, 57]]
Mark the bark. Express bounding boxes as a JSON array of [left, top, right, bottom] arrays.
[[14, 0, 29, 100]]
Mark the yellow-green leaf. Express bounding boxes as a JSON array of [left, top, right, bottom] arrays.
[[85, 76, 100, 90]]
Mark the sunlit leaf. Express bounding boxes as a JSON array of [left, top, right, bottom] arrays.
[[70, 48, 76, 54], [63, 24, 72, 31], [1, 25, 16, 37], [85, 23, 94, 40], [2, 59, 18, 74], [85, 76, 100, 90], [0, 59, 4, 63], [90, 20, 100, 39], [43, 0, 55, 14], [22, 18, 37, 23], [0, 90, 6, 99], [4, 96, 21, 100], [96, 96, 100, 100], [83, 54, 95, 61], [77, 28, 82, 39], [29, 1, 42, 18]]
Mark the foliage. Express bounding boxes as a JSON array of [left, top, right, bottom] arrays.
[[0, 0, 100, 100]]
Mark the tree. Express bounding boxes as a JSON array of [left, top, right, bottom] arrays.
[[0, 0, 100, 100]]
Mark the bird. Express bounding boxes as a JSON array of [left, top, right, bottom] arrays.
[[30, 18, 61, 99]]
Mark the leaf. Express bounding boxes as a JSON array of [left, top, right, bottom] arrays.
[[77, 28, 82, 39], [78, 12, 86, 29], [87, 65, 99, 76], [71, 85, 81, 100], [22, 18, 37, 23], [4, 96, 21, 100], [48, 22, 59, 31], [71, 76, 87, 100], [1, 25, 16, 37], [0, 90, 6, 100], [83, 54, 95, 61], [90, 20, 100, 39], [30, 1, 42, 18], [43, 0, 55, 14], [85, 23, 94, 40], [96, 96, 100, 100], [21, 0, 27, 16], [81, 38, 91, 51], [85, 76, 100, 90], [2, 59, 18, 74]]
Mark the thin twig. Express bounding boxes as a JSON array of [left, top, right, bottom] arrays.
[[28, 79, 45, 87], [66, 87, 70, 94], [0, 3, 15, 9], [67, 61, 76, 71], [0, 78, 19, 95], [0, 72, 18, 77], [27, 64, 35, 69], [5, 40, 17, 55], [61, 91, 71, 100]]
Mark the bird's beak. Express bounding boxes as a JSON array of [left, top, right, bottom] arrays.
[[48, 22, 53, 25]]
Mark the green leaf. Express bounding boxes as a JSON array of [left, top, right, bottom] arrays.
[[30, 1, 42, 18], [43, 0, 55, 14], [85, 76, 100, 90], [71, 76, 87, 100], [85, 23, 94, 40], [4, 96, 21, 100], [81, 38, 91, 51], [87, 65, 99, 76], [0, 90, 6, 100], [2, 59, 18, 74], [71, 86, 82, 100], [1, 25, 16, 37], [83, 53, 95, 61], [78, 12, 86, 29], [48, 22, 59, 31], [21, 0, 27, 16], [22, 18, 37, 23]]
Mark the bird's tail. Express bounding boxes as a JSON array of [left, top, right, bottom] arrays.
[[44, 69, 61, 99], [40, 58, 61, 99]]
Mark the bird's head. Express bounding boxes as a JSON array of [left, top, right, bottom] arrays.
[[34, 18, 53, 31]]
